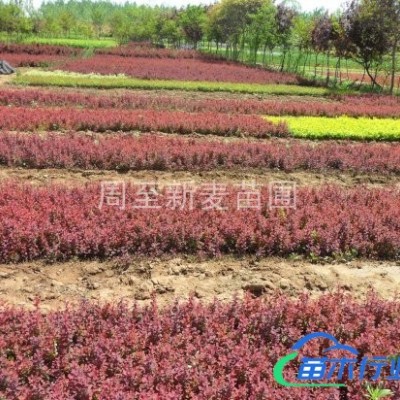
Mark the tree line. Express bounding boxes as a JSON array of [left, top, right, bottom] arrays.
[[1, 0, 400, 93]]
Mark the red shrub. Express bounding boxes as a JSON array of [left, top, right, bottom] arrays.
[[0, 43, 80, 67], [0, 293, 399, 399], [59, 54, 300, 84], [0, 43, 80, 56], [1, 87, 399, 118], [97, 44, 236, 64], [0, 183, 398, 263], [97, 44, 207, 59], [0, 132, 399, 174], [0, 53, 65, 67], [0, 106, 285, 137]]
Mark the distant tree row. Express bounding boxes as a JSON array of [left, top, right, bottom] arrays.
[[1, 0, 400, 92]]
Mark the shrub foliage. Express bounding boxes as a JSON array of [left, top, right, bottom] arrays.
[[0, 133, 399, 174], [0, 293, 399, 399], [0, 183, 398, 262]]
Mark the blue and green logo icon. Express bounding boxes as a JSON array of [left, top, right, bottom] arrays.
[[274, 332, 358, 388], [274, 332, 400, 388]]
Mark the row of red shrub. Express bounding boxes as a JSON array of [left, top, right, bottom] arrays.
[[0, 53, 64, 67], [96, 44, 260, 66], [60, 54, 300, 84], [0, 43, 80, 56], [340, 94, 400, 106], [0, 42, 208, 59], [1, 132, 399, 174], [0, 292, 398, 399], [2, 88, 399, 117], [96, 44, 216, 59], [0, 106, 284, 137], [0, 43, 79, 66], [0, 183, 398, 262]]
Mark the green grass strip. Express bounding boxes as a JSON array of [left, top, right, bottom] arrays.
[[0, 35, 118, 48], [267, 115, 400, 141], [14, 70, 330, 96]]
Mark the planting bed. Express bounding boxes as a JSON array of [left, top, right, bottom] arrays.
[[269, 115, 400, 141], [1, 87, 400, 117], [59, 53, 301, 84], [15, 70, 328, 95], [0, 107, 285, 137], [0, 132, 399, 174], [0, 182, 399, 263], [0, 293, 400, 399]]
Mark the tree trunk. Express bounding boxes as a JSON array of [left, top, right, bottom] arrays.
[[286, 48, 292, 71], [365, 65, 381, 90], [314, 53, 319, 79], [302, 51, 308, 75], [294, 48, 302, 73], [252, 40, 260, 65], [240, 31, 246, 63], [280, 48, 286, 72], [326, 50, 330, 85], [397, 74, 400, 95], [390, 38, 398, 95], [334, 57, 340, 84], [262, 44, 267, 66]]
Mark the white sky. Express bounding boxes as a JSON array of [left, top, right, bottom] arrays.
[[32, 0, 344, 12], [298, 0, 343, 12]]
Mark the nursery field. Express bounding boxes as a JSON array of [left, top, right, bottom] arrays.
[[0, 42, 400, 399]]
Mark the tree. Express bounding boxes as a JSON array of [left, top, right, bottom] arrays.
[[110, 10, 131, 45], [0, 1, 32, 35], [311, 13, 334, 82], [330, 13, 355, 83], [179, 5, 206, 49], [58, 10, 76, 37], [247, 0, 276, 64], [205, 3, 229, 52], [90, 4, 107, 38], [276, 2, 296, 71], [154, 10, 181, 47], [208, 0, 264, 60], [343, 0, 393, 90], [382, 0, 400, 94], [292, 13, 314, 73]]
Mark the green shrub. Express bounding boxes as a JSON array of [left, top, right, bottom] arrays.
[[267, 115, 400, 141]]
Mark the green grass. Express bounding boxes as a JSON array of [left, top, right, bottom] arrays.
[[22, 37, 117, 48], [0, 33, 117, 48], [201, 45, 364, 71], [267, 115, 400, 141], [14, 70, 330, 96]]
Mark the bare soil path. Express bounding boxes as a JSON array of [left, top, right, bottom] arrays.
[[0, 167, 399, 189], [0, 257, 399, 311]]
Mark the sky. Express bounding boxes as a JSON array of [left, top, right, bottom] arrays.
[[32, 0, 344, 12], [297, 0, 343, 12]]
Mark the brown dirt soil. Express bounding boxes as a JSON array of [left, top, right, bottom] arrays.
[[0, 74, 14, 86], [0, 257, 399, 311], [1, 167, 399, 189]]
